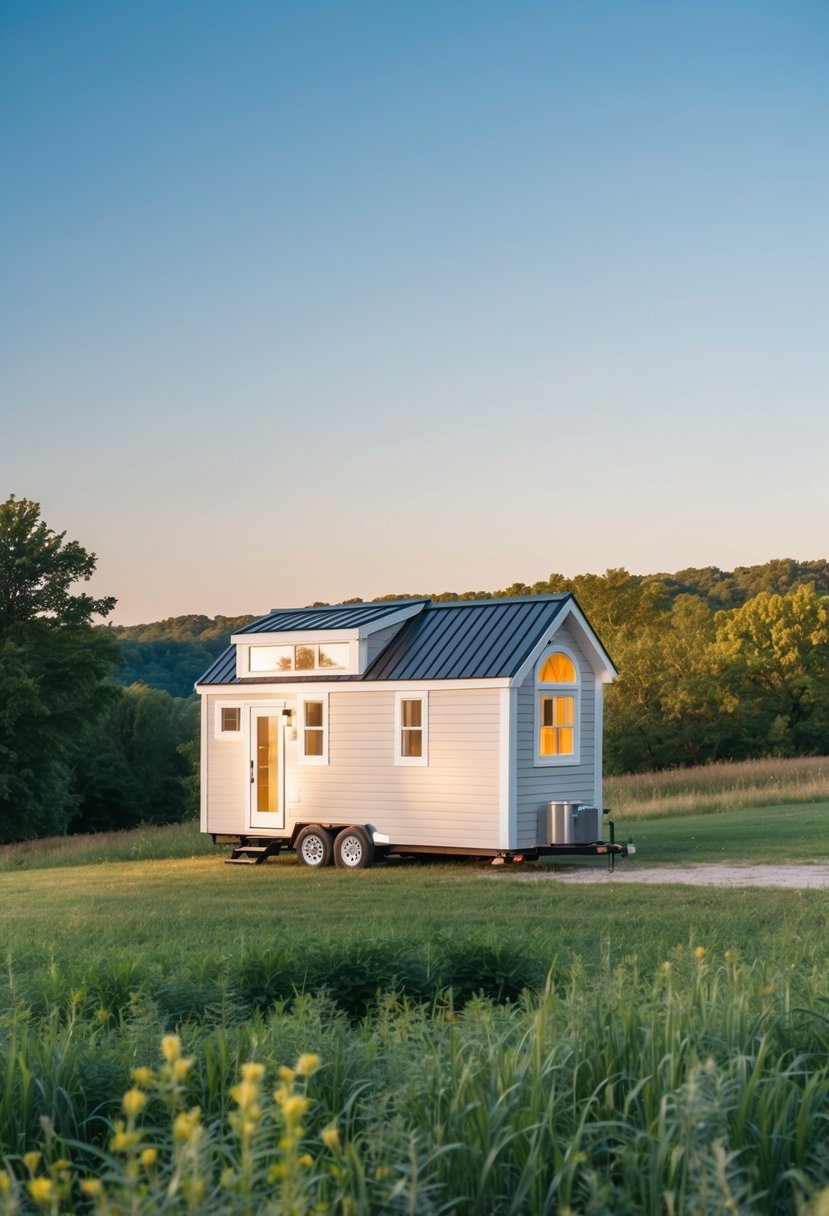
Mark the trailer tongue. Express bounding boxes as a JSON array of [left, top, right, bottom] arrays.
[[490, 802, 635, 869]]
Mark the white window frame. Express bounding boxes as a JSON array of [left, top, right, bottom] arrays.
[[297, 694, 329, 765], [394, 692, 428, 766], [533, 646, 580, 766], [214, 701, 244, 740], [239, 638, 359, 679]]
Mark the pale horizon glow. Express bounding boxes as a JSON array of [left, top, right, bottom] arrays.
[[2, 2, 827, 625]]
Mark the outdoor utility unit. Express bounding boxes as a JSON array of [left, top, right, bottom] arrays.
[[545, 802, 603, 845]]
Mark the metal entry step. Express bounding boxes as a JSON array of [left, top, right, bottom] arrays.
[[225, 842, 282, 866]]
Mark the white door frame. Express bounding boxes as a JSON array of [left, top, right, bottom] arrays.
[[248, 704, 286, 830]]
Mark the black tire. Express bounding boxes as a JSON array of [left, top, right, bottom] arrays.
[[295, 825, 333, 868], [333, 825, 375, 870]]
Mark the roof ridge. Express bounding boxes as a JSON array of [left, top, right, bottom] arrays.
[[266, 598, 430, 613], [426, 593, 570, 609]]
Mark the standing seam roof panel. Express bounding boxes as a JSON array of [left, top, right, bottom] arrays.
[[431, 605, 503, 679], [363, 597, 570, 681], [470, 599, 567, 679], [235, 601, 427, 635], [393, 607, 475, 680], [462, 600, 550, 678], [386, 605, 481, 680]]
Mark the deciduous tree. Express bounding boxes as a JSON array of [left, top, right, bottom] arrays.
[[0, 496, 119, 840]]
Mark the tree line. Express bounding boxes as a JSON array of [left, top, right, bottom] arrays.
[[112, 562, 829, 776], [0, 497, 198, 842], [2, 493, 828, 842]]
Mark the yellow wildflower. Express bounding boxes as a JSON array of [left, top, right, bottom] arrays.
[[295, 1053, 321, 1077], [724, 950, 735, 963], [23, 1151, 41, 1173], [28, 1177, 53, 1205], [660, 961, 671, 976], [761, 984, 775, 997], [161, 1034, 181, 1063], [321, 1125, 340, 1150], [122, 1087, 148, 1118], [172, 1057, 193, 1082], [298, 1153, 314, 1167], [173, 1108, 202, 1144], [219, 1168, 235, 1189], [283, 1095, 309, 1120], [241, 1061, 265, 1083], [110, 1127, 141, 1152], [80, 1179, 102, 1198], [52, 1159, 71, 1171], [0, 1172, 10, 1194], [694, 946, 706, 961], [132, 1067, 154, 1087], [278, 1065, 296, 1085], [139, 1148, 158, 1168]]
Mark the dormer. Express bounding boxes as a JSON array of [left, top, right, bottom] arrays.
[[231, 600, 428, 681]]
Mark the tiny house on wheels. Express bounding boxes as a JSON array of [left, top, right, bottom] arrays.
[[196, 596, 634, 867]]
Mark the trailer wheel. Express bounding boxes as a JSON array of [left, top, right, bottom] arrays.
[[333, 826, 375, 870], [295, 825, 333, 868]]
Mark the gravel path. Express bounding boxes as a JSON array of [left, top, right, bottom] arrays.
[[496, 863, 829, 889]]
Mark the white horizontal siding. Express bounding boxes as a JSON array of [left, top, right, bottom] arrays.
[[285, 689, 502, 849], [202, 687, 503, 849], [514, 621, 598, 849]]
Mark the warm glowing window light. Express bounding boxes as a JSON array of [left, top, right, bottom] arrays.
[[537, 650, 578, 760]]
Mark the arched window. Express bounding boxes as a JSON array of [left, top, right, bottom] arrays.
[[535, 647, 579, 764]]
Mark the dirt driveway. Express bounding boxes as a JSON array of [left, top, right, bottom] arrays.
[[496, 863, 829, 889]]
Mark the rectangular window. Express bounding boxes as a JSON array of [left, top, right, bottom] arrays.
[[318, 643, 349, 669], [298, 696, 328, 764], [395, 693, 428, 766], [539, 695, 575, 757], [247, 643, 351, 674], [215, 702, 244, 739], [249, 645, 293, 672]]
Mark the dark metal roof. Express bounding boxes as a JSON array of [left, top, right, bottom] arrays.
[[234, 600, 428, 635], [197, 596, 571, 686], [365, 597, 569, 680], [197, 647, 238, 685]]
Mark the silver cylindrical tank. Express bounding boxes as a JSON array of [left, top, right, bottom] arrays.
[[547, 801, 582, 844]]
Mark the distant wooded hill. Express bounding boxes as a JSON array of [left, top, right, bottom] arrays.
[[108, 559, 829, 699]]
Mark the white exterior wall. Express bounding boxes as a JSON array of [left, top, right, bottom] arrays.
[[203, 686, 503, 849], [514, 621, 599, 849]]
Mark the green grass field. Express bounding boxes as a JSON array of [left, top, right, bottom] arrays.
[[0, 792, 828, 1212], [613, 799, 829, 863]]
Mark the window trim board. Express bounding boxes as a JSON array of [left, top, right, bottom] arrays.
[[394, 691, 429, 767], [533, 644, 581, 767]]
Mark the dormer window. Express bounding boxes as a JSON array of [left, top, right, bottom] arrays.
[[248, 642, 350, 674], [535, 647, 580, 765]]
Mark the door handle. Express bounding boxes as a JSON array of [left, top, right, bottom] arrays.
[[250, 760, 255, 785]]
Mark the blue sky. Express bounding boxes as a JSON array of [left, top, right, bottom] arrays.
[[2, 1, 827, 622]]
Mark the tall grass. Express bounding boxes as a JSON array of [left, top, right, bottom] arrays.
[[606, 755, 829, 820], [0, 954, 827, 1213], [0, 820, 219, 872]]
